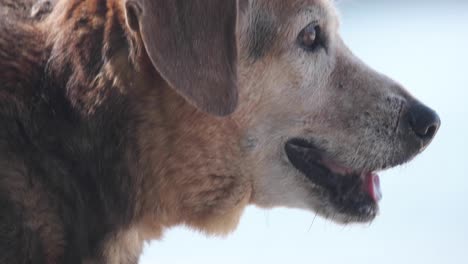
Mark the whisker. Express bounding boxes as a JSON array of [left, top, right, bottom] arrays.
[[307, 213, 318, 232]]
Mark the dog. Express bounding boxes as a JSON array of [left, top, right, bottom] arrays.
[[0, 0, 440, 263]]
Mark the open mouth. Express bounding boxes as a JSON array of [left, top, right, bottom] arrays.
[[285, 138, 382, 222]]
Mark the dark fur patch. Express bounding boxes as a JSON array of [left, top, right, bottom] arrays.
[[0, 1, 138, 262], [247, 8, 277, 60], [0, 196, 45, 264]]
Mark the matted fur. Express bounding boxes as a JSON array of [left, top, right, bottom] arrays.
[[0, 0, 439, 263]]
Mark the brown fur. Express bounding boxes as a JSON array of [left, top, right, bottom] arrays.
[[1, 0, 250, 262]]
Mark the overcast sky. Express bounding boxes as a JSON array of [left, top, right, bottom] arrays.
[[141, 1, 468, 263]]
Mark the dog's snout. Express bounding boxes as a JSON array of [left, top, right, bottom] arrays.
[[406, 103, 441, 142]]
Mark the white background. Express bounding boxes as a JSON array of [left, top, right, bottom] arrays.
[[141, 1, 468, 263]]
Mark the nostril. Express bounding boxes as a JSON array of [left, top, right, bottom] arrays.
[[408, 103, 441, 141], [423, 123, 438, 139]]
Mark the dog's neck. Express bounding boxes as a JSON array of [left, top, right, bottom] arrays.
[[39, 0, 252, 259]]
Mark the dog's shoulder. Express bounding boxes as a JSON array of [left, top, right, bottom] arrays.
[[0, 1, 146, 261]]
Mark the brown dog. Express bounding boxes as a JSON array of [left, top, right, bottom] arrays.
[[0, 0, 440, 263]]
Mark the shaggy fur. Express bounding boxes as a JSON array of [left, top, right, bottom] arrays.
[[0, 0, 246, 262], [0, 0, 439, 263]]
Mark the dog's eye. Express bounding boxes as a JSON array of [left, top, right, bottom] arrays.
[[298, 23, 322, 51]]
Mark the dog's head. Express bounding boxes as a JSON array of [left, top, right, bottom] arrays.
[[234, 0, 440, 223], [123, 0, 440, 225]]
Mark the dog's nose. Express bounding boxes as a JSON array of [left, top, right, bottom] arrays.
[[406, 103, 441, 143]]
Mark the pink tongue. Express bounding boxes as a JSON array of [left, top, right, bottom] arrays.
[[365, 172, 382, 202]]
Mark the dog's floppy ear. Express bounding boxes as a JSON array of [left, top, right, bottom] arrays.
[[125, 0, 239, 116]]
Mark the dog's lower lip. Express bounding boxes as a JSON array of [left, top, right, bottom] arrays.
[[285, 138, 381, 220]]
